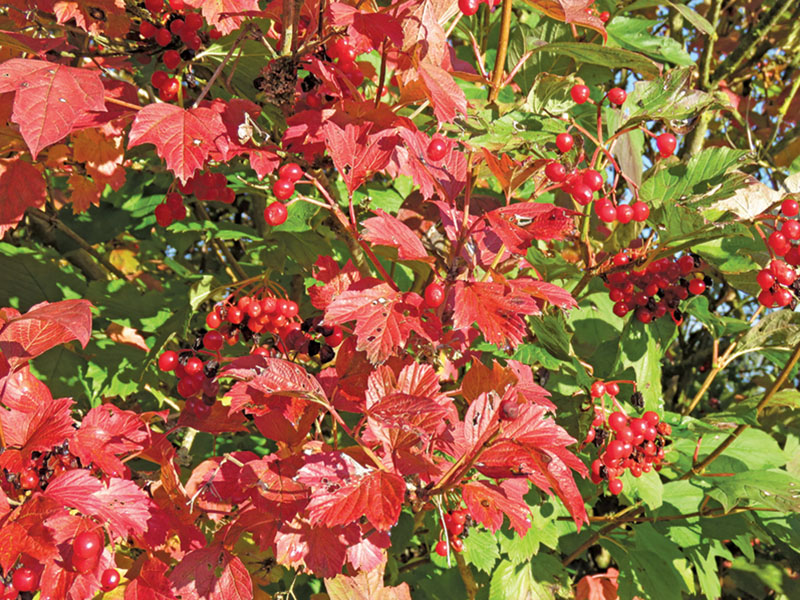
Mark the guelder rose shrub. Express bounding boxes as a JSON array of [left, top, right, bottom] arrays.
[[1, 0, 800, 599]]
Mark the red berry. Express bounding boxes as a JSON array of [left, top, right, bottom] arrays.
[[642, 411, 660, 426], [227, 306, 243, 324], [616, 204, 634, 224], [758, 289, 775, 307], [74, 531, 104, 559], [544, 161, 567, 182], [688, 279, 706, 295], [155, 27, 172, 46], [261, 297, 277, 314], [203, 330, 223, 351], [555, 132, 574, 153], [656, 133, 677, 157], [606, 440, 628, 461], [184, 12, 203, 31], [613, 252, 629, 267], [145, 0, 163, 12], [570, 183, 593, 205], [19, 469, 38, 490], [206, 311, 221, 329], [608, 478, 623, 495], [771, 260, 796, 286], [599, 10, 610, 22], [100, 568, 121, 592], [273, 178, 295, 201], [613, 302, 629, 317], [151, 70, 169, 88], [184, 357, 203, 375], [140, 21, 157, 38], [582, 169, 603, 191], [158, 350, 178, 371], [451, 538, 465, 552], [264, 202, 288, 226], [325, 325, 344, 346], [434, 540, 448, 556], [570, 84, 590, 104], [159, 77, 180, 102], [607, 87, 627, 106], [171, 0, 186, 9], [458, 0, 480, 15], [427, 136, 448, 162], [499, 399, 520, 421], [278, 162, 304, 181], [769, 231, 790, 255], [281, 300, 299, 318], [606, 382, 620, 396], [608, 411, 626, 431], [169, 19, 185, 35], [632, 201, 650, 222], [12, 568, 38, 593], [781, 198, 799, 217], [782, 220, 800, 240], [329, 37, 356, 62], [597, 203, 617, 223], [635, 307, 653, 323], [154, 203, 173, 227], [678, 255, 695, 274], [163, 49, 181, 70], [590, 381, 606, 398], [424, 282, 445, 308], [775, 287, 793, 307]]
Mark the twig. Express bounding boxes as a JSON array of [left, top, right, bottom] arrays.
[[280, 0, 296, 56], [562, 504, 643, 567], [487, 0, 513, 103], [193, 27, 250, 108], [193, 202, 248, 281], [682, 338, 800, 479], [455, 551, 480, 599]]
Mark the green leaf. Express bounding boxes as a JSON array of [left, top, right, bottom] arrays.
[[529, 313, 573, 362], [739, 310, 800, 352], [612, 319, 664, 411], [682, 295, 751, 338], [488, 560, 554, 600], [706, 470, 800, 513], [532, 42, 662, 78], [666, 1, 717, 38], [607, 16, 694, 66], [499, 506, 559, 563], [462, 528, 500, 573], [0, 243, 87, 310], [621, 468, 663, 509]]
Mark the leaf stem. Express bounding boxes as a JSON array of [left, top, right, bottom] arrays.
[[487, 0, 513, 103]]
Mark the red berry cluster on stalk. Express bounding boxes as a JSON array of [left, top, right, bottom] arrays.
[[264, 163, 304, 226], [585, 382, 671, 496], [435, 508, 472, 556], [757, 198, 800, 307], [2, 441, 80, 497], [603, 251, 708, 323]]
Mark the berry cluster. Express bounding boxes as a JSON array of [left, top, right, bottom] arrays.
[[602, 251, 708, 323], [140, 0, 221, 101], [758, 198, 800, 307], [326, 37, 366, 88], [585, 382, 671, 495], [153, 172, 232, 228], [264, 163, 304, 226], [71, 531, 120, 590], [435, 508, 472, 556], [2, 441, 78, 497]]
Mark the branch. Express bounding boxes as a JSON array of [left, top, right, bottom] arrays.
[[681, 338, 800, 479], [562, 505, 644, 567], [454, 551, 480, 599], [193, 26, 250, 108], [487, 0, 512, 103], [193, 202, 248, 282], [710, 0, 795, 87]]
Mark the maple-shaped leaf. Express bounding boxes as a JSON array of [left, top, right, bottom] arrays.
[[520, 0, 607, 41], [71, 127, 125, 189], [128, 103, 227, 184], [322, 121, 400, 194], [169, 546, 253, 600], [345, 529, 391, 573], [223, 355, 327, 401], [67, 173, 101, 214], [0, 496, 59, 573], [44, 470, 153, 538], [309, 256, 362, 311], [0, 58, 106, 158], [119, 557, 176, 600], [0, 299, 92, 368], [326, 558, 412, 600], [297, 452, 405, 531], [274, 519, 359, 578], [463, 479, 531, 535], [452, 280, 540, 348], [392, 123, 467, 202], [70, 405, 151, 477], [184, 0, 261, 35], [184, 451, 257, 517], [509, 276, 577, 311], [241, 455, 308, 520], [325, 279, 439, 364], [484, 203, 575, 255], [362, 209, 431, 262], [0, 397, 74, 473], [328, 4, 405, 51], [418, 62, 467, 124], [0, 157, 47, 237]]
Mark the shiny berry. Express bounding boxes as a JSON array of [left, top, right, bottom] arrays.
[[582, 169, 603, 191], [590, 381, 606, 398], [73, 531, 104, 559], [205, 311, 221, 329], [768, 231, 790, 255], [556, 132, 574, 153], [427, 136, 448, 162], [458, 0, 480, 15], [656, 133, 677, 157], [781, 198, 799, 217], [19, 469, 38, 490], [159, 77, 180, 102], [100, 569, 121, 592], [278, 163, 304, 181], [606, 382, 620, 396], [325, 325, 344, 346], [12, 568, 38, 592], [273, 178, 295, 200], [570, 84, 590, 104], [184, 12, 203, 30], [163, 49, 181, 70], [608, 478, 623, 495], [451, 538, 465, 552], [632, 201, 650, 222], [265, 202, 288, 226], [435, 540, 448, 556], [616, 204, 634, 224], [688, 279, 706, 295], [424, 282, 445, 308], [158, 350, 178, 371], [155, 27, 172, 46], [544, 161, 567, 182], [203, 331, 223, 351], [571, 183, 593, 205], [281, 300, 299, 318], [151, 70, 169, 88], [608, 411, 626, 431], [607, 87, 626, 105], [145, 0, 163, 12], [599, 10, 610, 21]]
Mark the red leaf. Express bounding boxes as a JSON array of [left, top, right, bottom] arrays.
[[70, 405, 151, 477], [44, 471, 153, 538], [0, 498, 59, 573], [128, 103, 227, 184], [0, 299, 92, 368], [521, 0, 607, 41], [322, 121, 400, 194], [0, 58, 106, 157], [123, 557, 176, 600], [328, 4, 405, 50], [345, 529, 391, 573], [392, 125, 467, 202], [452, 280, 540, 348], [168, 546, 253, 600], [463, 479, 531, 535], [274, 519, 359, 577], [325, 280, 438, 364], [576, 569, 620, 600], [362, 209, 431, 262], [0, 158, 47, 236], [509, 276, 578, 311], [241, 455, 308, 520], [184, 451, 257, 517], [0, 397, 74, 473], [297, 452, 405, 531], [418, 62, 467, 124], [222, 355, 328, 401], [309, 256, 362, 311], [183, 0, 261, 35], [325, 558, 412, 600]]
